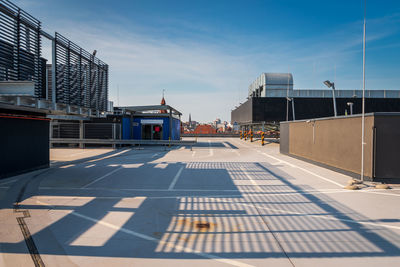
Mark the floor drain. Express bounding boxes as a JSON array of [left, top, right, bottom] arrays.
[[195, 222, 210, 229]]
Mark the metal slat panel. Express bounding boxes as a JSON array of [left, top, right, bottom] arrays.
[[0, 0, 42, 98], [54, 32, 108, 111]]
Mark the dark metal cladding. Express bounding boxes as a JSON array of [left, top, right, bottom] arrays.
[[232, 97, 400, 124]]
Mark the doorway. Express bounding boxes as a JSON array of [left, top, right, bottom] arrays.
[[142, 124, 163, 140]]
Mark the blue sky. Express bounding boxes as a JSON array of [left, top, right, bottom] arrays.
[[15, 0, 400, 122]]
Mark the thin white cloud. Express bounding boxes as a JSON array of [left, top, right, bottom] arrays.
[[22, 1, 400, 122]]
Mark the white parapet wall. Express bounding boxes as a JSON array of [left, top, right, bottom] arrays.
[[0, 81, 35, 96]]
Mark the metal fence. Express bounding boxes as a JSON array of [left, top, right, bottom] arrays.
[[263, 89, 400, 99], [54, 33, 108, 111], [0, 0, 42, 97], [0, 0, 109, 112], [51, 122, 120, 140]]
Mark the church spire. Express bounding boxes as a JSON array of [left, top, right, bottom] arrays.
[[160, 89, 167, 113], [161, 89, 166, 105]]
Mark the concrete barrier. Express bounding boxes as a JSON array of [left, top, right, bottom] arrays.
[[280, 113, 400, 182]]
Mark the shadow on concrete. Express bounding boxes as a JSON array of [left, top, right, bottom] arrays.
[[0, 142, 399, 262]]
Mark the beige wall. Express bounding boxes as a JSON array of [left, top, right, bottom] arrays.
[[288, 116, 374, 178]]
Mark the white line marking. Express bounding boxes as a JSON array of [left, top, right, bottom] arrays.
[[84, 164, 95, 168], [191, 151, 196, 157], [60, 164, 75, 169], [260, 153, 344, 187], [37, 185, 400, 197], [152, 153, 160, 158], [240, 166, 263, 192], [208, 140, 214, 156], [87, 148, 131, 163], [355, 189, 400, 197], [67, 150, 89, 157], [0, 179, 17, 186], [168, 166, 184, 190], [36, 200, 253, 267], [81, 167, 123, 188], [224, 199, 400, 231]]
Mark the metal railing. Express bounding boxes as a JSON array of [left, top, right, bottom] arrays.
[[262, 89, 400, 98]]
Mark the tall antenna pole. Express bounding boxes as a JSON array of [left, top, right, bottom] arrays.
[[286, 66, 290, 121], [117, 84, 119, 106], [361, 0, 366, 181]]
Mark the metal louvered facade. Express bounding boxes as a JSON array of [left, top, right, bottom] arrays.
[[0, 0, 109, 112], [0, 0, 42, 97], [54, 33, 108, 111]]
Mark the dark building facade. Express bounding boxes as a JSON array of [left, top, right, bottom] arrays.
[[231, 73, 400, 125], [232, 96, 400, 124]]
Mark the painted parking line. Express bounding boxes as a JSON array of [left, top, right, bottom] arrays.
[[222, 198, 400, 231], [81, 166, 124, 188], [84, 164, 96, 168], [208, 140, 214, 156], [168, 166, 185, 190], [0, 179, 18, 186], [259, 152, 344, 187], [60, 164, 75, 169], [87, 148, 131, 163], [240, 166, 263, 192], [36, 199, 254, 267]]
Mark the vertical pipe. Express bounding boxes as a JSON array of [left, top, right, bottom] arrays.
[[49, 120, 53, 148], [79, 120, 83, 149], [45, 67, 49, 100], [51, 37, 56, 105], [291, 99, 295, 120], [169, 108, 172, 141], [332, 86, 337, 117], [361, 1, 366, 181], [16, 9, 21, 80], [66, 41, 71, 105]]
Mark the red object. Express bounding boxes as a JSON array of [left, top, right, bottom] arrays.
[[0, 113, 50, 121], [193, 125, 217, 134], [154, 126, 160, 132]]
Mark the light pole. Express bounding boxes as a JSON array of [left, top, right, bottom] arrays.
[[286, 97, 296, 120], [347, 102, 354, 115], [361, 0, 367, 182], [323, 80, 337, 117]]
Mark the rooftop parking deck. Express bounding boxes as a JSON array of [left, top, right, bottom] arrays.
[[0, 138, 399, 266]]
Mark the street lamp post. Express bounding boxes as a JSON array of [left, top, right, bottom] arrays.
[[347, 102, 354, 115], [323, 80, 337, 117], [361, 0, 367, 182], [286, 97, 296, 120]]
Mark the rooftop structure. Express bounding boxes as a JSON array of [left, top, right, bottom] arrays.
[[233, 72, 400, 125], [0, 0, 109, 116], [248, 73, 400, 99], [249, 73, 293, 97]]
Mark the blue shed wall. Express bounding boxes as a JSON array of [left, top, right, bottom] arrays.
[[131, 117, 181, 140], [122, 117, 132, 139]]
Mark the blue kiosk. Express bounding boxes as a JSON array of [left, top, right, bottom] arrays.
[[116, 105, 182, 141]]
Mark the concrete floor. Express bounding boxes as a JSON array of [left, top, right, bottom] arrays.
[[0, 138, 399, 267]]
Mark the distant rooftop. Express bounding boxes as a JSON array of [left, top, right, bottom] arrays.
[[248, 73, 400, 99], [265, 89, 400, 98]]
